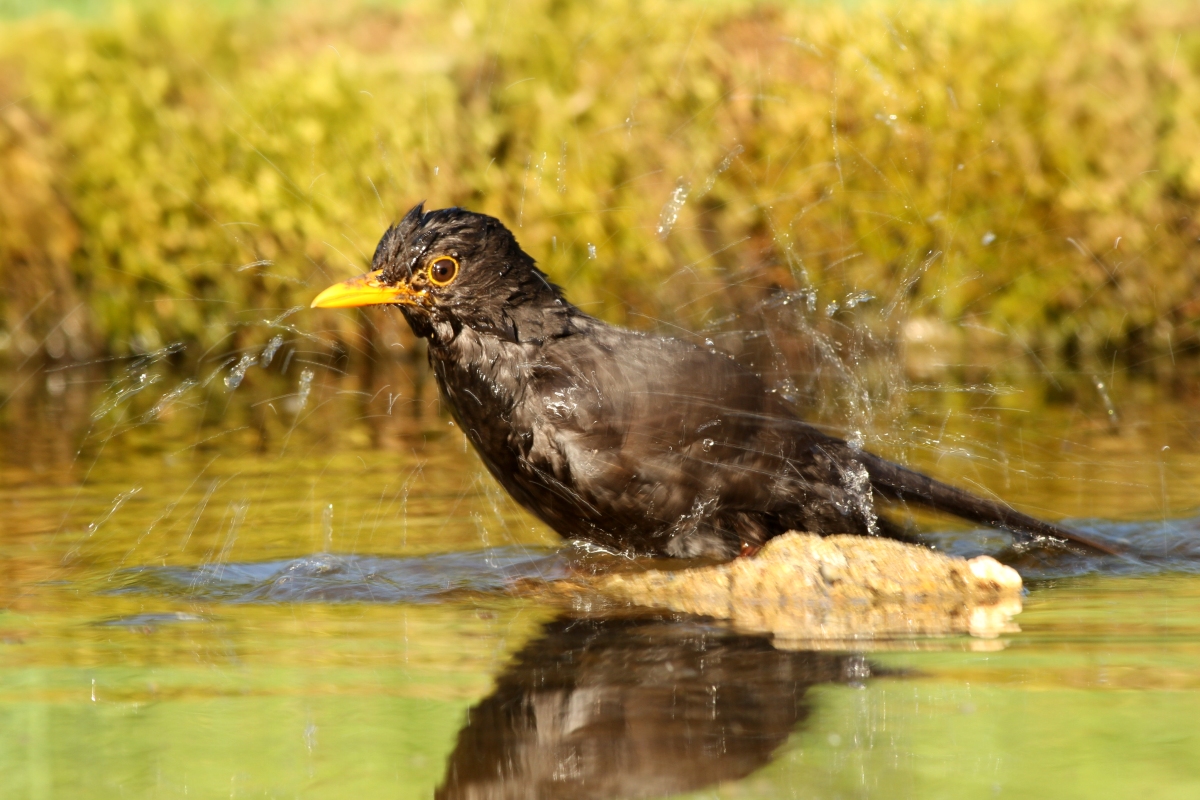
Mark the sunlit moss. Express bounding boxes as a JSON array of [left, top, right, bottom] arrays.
[[0, 0, 1197, 362]]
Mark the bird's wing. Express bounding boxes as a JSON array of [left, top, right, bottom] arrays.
[[516, 321, 820, 527], [517, 319, 1121, 555]]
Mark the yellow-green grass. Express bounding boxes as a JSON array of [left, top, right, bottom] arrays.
[[0, 0, 1197, 363]]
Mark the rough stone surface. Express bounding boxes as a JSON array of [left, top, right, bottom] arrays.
[[594, 532, 1023, 641]]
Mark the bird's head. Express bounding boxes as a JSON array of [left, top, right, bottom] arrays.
[[311, 204, 569, 344]]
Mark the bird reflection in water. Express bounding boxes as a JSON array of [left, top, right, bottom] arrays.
[[436, 613, 872, 800]]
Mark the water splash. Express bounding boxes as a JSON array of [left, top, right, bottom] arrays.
[[224, 354, 257, 390], [837, 462, 878, 536], [844, 291, 875, 309], [657, 178, 690, 239], [91, 373, 162, 420], [237, 259, 275, 272], [259, 335, 284, 367], [321, 503, 334, 551], [556, 140, 568, 194], [145, 378, 197, 420], [262, 306, 320, 343], [179, 479, 219, 553], [697, 144, 743, 197], [85, 486, 142, 538], [112, 546, 566, 604], [200, 357, 236, 388], [289, 368, 315, 413], [126, 341, 186, 372], [192, 500, 249, 589], [1092, 375, 1120, 430]]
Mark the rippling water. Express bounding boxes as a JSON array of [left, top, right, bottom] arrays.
[[2, 348, 1200, 798]]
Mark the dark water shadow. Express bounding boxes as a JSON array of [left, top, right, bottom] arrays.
[[436, 613, 873, 800], [921, 517, 1200, 580], [106, 513, 1200, 609], [108, 546, 567, 603]]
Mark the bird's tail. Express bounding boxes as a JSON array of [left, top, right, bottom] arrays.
[[858, 452, 1122, 556]]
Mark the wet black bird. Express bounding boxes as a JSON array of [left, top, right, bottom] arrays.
[[312, 204, 1118, 558]]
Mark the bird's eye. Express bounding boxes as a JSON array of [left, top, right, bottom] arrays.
[[427, 256, 459, 286]]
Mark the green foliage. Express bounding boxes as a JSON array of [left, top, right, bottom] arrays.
[[0, 0, 1197, 360]]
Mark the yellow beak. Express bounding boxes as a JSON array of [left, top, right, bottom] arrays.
[[310, 269, 424, 309]]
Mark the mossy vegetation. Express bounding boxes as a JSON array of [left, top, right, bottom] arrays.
[[0, 0, 1197, 364]]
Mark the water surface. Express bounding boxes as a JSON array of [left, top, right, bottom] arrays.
[[2, 345, 1199, 798]]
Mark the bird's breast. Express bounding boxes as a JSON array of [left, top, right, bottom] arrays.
[[429, 334, 540, 460]]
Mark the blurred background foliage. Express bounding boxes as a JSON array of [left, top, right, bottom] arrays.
[[0, 0, 1197, 366]]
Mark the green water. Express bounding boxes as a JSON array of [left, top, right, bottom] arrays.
[[2, 350, 1199, 799]]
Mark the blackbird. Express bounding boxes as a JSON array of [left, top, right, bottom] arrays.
[[312, 204, 1118, 558], [435, 613, 860, 799]]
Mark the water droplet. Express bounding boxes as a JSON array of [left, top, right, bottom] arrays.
[[321, 504, 334, 552], [697, 144, 743, 197], [1092, 375, 1119, 430], [656, 178, 690, 239], [981, 231, 996, 246], [701, 438, 715, 452], [46, 372, 66, 396], [224, 354, 257, 390], [260, 335, 284, 368], [844, 291, 874, 309], [557, 140, 568, 194], [293, 368, 314, 412]]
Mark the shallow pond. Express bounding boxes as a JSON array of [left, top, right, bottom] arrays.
[[2, 339, 1199, 799]]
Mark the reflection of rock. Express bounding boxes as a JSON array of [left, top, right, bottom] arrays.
[[436, 614, 867, 800], [595, 532, 1023, 641]]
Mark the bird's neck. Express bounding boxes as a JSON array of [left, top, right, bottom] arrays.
[[428, 326, 538, 420]]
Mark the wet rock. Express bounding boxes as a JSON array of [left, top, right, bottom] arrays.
[[593, 532, 1022, 642]]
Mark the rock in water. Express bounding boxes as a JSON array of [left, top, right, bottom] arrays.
[[595, 532, 1023, 642]]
